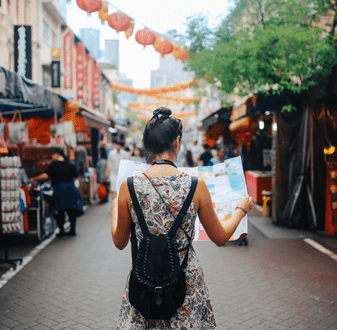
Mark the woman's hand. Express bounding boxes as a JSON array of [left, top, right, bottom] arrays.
[[236, 195, 254, 215]]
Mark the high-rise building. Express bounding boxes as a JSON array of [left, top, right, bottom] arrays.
[[79, 28, 100, 60], [151, 54, 194, 87], [104, 39, 119, 70]]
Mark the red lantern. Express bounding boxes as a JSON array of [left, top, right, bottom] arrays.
[[76, 0, 102, 15], [108, 12, 131, 32], [157, 39, 173, 56], [179, 48, 189, 61], [135, 28, 156, 48]]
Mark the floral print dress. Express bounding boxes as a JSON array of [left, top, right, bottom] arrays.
[[117, 173, 217, 330]]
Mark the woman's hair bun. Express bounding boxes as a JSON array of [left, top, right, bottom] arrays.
[[153, 108, 172, 118]]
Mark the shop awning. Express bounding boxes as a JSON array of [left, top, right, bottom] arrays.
[[0, 66, 64, 118], [64, 99, 110, 130], [199, 107, 232, 130], [78, 108, 111, 128]]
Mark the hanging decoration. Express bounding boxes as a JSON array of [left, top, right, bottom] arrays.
[[99, 1, 109, 25], [153, 34, 162, 52], [173, 44, 182, 60], [157, 39, 174, 57], [108, 11, 131, 32], [76, 0, 102, 16], [136, 111, 196, 121], [129, 101, 175, 108], [179, 48, 189, 61], [125, 20, 135, 38], [111, 80, 198, 95], [135, 28, 156, 48], [75, 1, 191, 61]]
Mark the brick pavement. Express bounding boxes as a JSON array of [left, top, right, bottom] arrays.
[[0, 202, 336, 330]]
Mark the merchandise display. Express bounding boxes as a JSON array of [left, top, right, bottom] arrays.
[[0, 156, 23, 234]]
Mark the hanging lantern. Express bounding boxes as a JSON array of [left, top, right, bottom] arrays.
[[179, 48, 189, 61], [99, 1, 108, 25], [158, 39, 173, 57], [108, 12, 131, 32], [135, 28, 156, 48], [172, 44, 182, 60], [76, 0, 102, 16], [125, 20, 135, 39], [153, 34, 162, 51]]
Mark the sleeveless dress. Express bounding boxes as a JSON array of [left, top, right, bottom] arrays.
[[117, 173, 217, 330]]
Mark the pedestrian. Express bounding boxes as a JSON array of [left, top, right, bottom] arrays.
[[106, 140, 128, 201], [182, 149, 194, 167], [30, 147, 84, 237], [130, 146, 146, 163], [209, 146, 226, 165], [190, 139, 202, 164], [96, 147, 108, 203], [198, 142, 213, 166], [111, 107, 253, 329]]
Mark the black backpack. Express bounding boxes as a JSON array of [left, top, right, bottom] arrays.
[[127, 175, 198, 320]]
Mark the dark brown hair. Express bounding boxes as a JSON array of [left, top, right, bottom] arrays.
[[143, 107, 183, 163]]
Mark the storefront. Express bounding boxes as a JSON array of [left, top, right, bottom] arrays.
[[198, 107, 234, 148], [0, 66, 66, 242], [63, 99, 111, 203]]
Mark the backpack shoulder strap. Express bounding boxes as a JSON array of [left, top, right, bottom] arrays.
[[168, 176, 198, 237], [127, 176, 150, 236]]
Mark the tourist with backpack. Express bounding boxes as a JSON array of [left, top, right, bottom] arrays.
[[111, 107, 254, 329]]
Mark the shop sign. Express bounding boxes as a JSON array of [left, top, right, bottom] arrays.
[[324, 146, 337, 163], [75, 43, 86, 102], [63, 29, 74, 89], [14, 25, 32, 79], [86, 55, 94, 107], [51, 60, 61, 88], [92, 64, 101, 109], [230, 102, 247, 122], [51, 48, 61, 59]]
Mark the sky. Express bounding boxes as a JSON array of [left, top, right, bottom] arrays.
[[66, 0, 233, 88]]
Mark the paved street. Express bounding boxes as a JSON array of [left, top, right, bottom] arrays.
[[0, 202, 337, 330]]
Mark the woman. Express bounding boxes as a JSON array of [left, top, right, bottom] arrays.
[[111, 108, 253, 329], [30, 147, 84, 237]]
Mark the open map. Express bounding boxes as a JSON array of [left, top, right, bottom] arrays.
[[116, 156, 248, 241]]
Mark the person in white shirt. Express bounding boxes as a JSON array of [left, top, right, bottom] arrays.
[[106, 140, 128, 200]]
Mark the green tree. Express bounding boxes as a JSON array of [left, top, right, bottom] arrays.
[[185, 0, 337, 103]]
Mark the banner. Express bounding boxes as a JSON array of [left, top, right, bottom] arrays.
[[51, 60, 61, 88], [116, 156, 248, 241], [63, 29, 74, 89], [75, 43, 86, 102], [14, 25, 32, 79], [92, 64, 100, 109], [86, 54, 94, 107]]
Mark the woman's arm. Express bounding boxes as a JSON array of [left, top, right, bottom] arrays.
[[30, 172, 49, 182], [194, 179, 253, 246], [111, 179, 132, 250]]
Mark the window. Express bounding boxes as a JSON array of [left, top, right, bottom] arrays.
[[42, 20, 49, 40], [52, 30, 58, 48]]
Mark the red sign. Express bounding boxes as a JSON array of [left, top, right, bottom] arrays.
[[75, 43, 86, 103], [92, 64, 101, 109], [63, 29, 74, 89], [86, 54, 94, 107]]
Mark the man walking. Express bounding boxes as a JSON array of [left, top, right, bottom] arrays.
[[106, 140, 128, 201]]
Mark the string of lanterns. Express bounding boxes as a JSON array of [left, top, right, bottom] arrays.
[[111, 79, 198, 96], [136, 111, 196, 121], [74, 0, 190, 60]]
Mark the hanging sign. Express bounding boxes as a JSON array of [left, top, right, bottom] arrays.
[[14, 25, 32, 79], [63, 29, 74, 89], [75, 43, 86, 103], [51, 60, 61, 88]]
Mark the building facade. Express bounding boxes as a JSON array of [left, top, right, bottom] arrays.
[[79, 27, 100, 60]]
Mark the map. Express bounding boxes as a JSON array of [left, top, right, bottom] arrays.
[[116, 156, 248, 241]]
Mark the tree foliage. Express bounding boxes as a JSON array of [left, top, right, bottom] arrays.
[[184, 0, 337, 100]]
